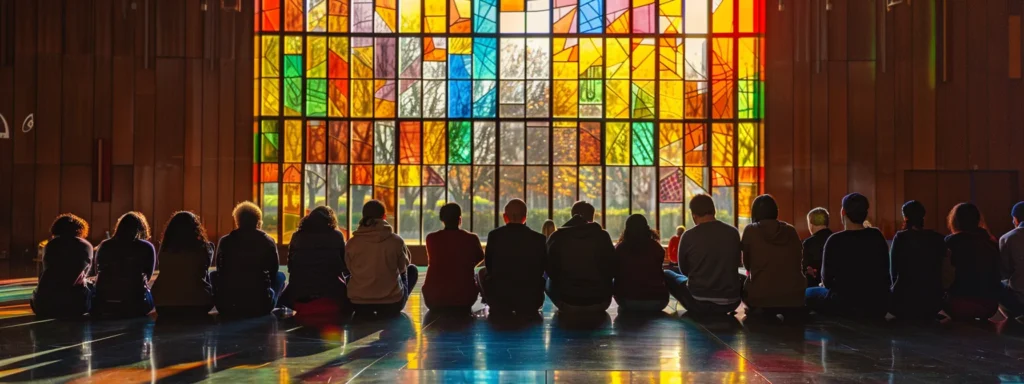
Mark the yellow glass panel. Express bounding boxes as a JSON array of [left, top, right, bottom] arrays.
[[450, 37, 473, 54], [658, 37, 684, 80], [375, 165, 396, 187], [605, 38, 629, 79], [712, 123, 734, 167], [450, 0, 472, 32], [262, 36, 280, 77], [399, 165, 422, 186], [659, 81, 683, 119], [352, 44, 374, 79], [658, 0, 681, 33], [374, 79, 396, 117], [658, 122, 683, 166], [425, 0, 447, 33], [605, 122, 630, 165], [285, 36, 302, 54], [712, 0, 733, 33], [739, 38, 759, 80], [579, 38, 602, 77], [631, 38, 655, 80], [284, 120, 303, 163], [400, 0, 422, 32], [307, 36, 327, 78], [424, 121, 446, 164], [553, 38, 578, 79], [376, 0, 398, 32], [553, 81, 578, 118], [261, 79, 280, 116], [739, 122, 757, 167], [308, 0, 328, 31], [605, 80, 629, 118], [352, 80, 374, 118]]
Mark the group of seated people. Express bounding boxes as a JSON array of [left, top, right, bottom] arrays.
[[29, 189, 1024, 323]]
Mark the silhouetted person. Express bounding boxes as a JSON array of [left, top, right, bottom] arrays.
[[888, 201, 946, 321], [213, 202, 283, 317], [423, 203, 483, 312], [92, 212, 156, 318], [666, 226, 685, 266], [545, 201, 616, 312], [802, 207, 832, 287], [944, 203, 1002, 321], [665, 195, 742, 316], [805, 193, 891, 320], [478, 199, 547, 315], [999, 201, 1024, 320], [151, 211, 214, 317], [741, 195, 806, 318], [32, 214, 94, 318], [613, 214, 669, 312], [346, 200, 418, 317], [541, 219, 557, 238], [278, 206, 350, 314]]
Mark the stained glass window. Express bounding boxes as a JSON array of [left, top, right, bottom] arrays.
[[255, 0, 764, 244]]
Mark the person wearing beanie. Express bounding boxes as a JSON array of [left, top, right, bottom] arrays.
[[888, 200, 947, 321], [998, 201, 1024, 321]]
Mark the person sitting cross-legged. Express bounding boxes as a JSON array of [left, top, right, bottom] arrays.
[[613, 214, 670, 312], [741, 195, 806, 319], [999, 201, 1024, 321], [802, 208, 833, 287], [92, 212, 157, 318], [212, 202, 285, 318], [944, 203, 1002, 321], [664, 195, 743, 316], [151, 211, 215, 318], [346, 200, 418, 317], [888, 201, 947, 322], [478, 199, 547, 315], [545, 201, 616, 313], [32, 214, 95, 319], [805, 193, 891, 320], [423, 203, 484, 313], [278, 206, 350, 315]]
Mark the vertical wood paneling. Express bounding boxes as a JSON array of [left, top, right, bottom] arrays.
[[36, 0, 62, 54], [935, 171, 972, 234], [828, 0, 847, 61], [153, 58, 186, 239], [64, 0, 95, 55], [156, 0, 185, 58], [935, 0, 967, 170], [790, 0, 811, 233], [109, 165, 134, 234], [876, 3, 897, 236], [904, 171, 939, 231], [61, 55, 95, 165], [847, 62, 877, 221], [34, 165, 60, 247], [201, 61, 221, 232], [966, 0, 989, 169], [234, 0, 256, 207], [826, 61, 847, 231], [11, 165, 36, 255], [184, 59, 203, 214], [765, 1, 794, 231], [987, 0, 1010, 171], [92, 0, 114, 240], [893, 2, 914, 228], [1011, 2, 1024, 195], [35, 54, 62, 165], [216, 8, 238, 236], [912, 0, 937, 170], [846, 0, 876, 61], [184, 0, 204, 58], [0, 53, 12, 254], [60, 165, 93, 228], [133, 92, 155, 228], [12, 0, 37, 167]]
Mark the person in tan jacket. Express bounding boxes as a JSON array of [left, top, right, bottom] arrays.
[[345, 200, 418, 317], [741, 194, 807, 320]]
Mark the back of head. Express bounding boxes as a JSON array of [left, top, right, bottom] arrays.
[[232, 201, 263, 230], [619, 214, 653, 245], [503, 199, 527, 224], [675, 225, 685, 237], [51, 213, 89, 239], [948, 202, 986, 234], [807, 207, 829, 228], [688, 194, 716, 218], [161, 211, 208, 251], [1012, 201, 1024, 224], [359, 200, 386, 227], [841, 193, 870, 225], [751, 194, 779, 223], [299, 206, 338, 233], [542, 219, 556, 236], [571, 201, 596, 222], [114, 211, 150, 241], [901, 200, 926, 230], [440, 202, 463, 228]]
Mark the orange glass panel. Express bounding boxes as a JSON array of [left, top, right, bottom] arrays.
[[352, 164, 373, 185], [684, 123, 705, 166], [399, 122, 422, 164], [351, 121, 373, 163], [329, 121, 349, 163], [579, 122, 601, 165], [261, 163, 280, 182], [283, 164, 302, 182], [285, 0, 303, 31], [307, 121, 327, 163]]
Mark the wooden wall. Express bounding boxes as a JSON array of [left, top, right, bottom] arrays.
[[0, 0, 255, 260], [765, 0, 1024, 238]]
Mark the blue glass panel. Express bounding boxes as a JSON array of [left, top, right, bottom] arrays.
[[449, 80, 473, 118]]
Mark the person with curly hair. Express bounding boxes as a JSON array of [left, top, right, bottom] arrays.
[[212, 201, 284, 317], [944, 203, 1002, 321], [151, 211, 215, 317], [613, 214, 670, 312], [92, 211, 157, 318], [278, 206, 349, 314], [31, 214, 95, 318]]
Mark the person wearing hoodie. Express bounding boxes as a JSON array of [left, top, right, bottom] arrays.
[[665, 194, 743, 315], [423, 203, 484, 312], [278, 206, 349, 313], [999, 202, 1024, 320], [92, 211, 157, 318], [212, 202, 284, 317], [545, 201, 616, 312], [479, 199, 547, 315], [944, 202, 1002, 320], [346, 200, 418, 317], [741, 195, 806, 318], [613, 214, 670, 312], [888, 200, 947, 321]]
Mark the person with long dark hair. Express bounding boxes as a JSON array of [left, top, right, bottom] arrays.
[[944, 202, 1002, 320], [345, 200, 418, 317], [278, 206, 349, 314], [32, 214, 95, 318], [888, 201, 946, 321], [92, 212, 157, 317], [213, 201, 284, 317], [741, 195, 806, 319], [999, 202, 1024, 321], [423, 203, 484, 312], [151, 211, 215, 317], [612, 214, 669, 312]]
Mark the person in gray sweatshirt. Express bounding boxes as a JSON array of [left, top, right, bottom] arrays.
[[664, 194, 743, 316]]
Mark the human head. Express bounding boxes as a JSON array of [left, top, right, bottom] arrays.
[[440, 203, 463, 229], [114, 211, 150, 241], [901, 200, 926, 230], [541, 219, 557, 237], [947, 202, 986, 234], [618, 214, 654, 244], [841, 193, 869, 226], [51, 213, 89, 239], [571, 201, 596, 222], [1012, 201, 1024, 227], [688, 194, 716, 223], [807, 207, 829, 232], [675, 226, 685, 237], [162, 211, 209, 251], [232, 201, 263, 230], [751, 194, 779, 223], [503, 199, 527, 224], [359, 200, 386, 227], [299, 206, 338, 232]]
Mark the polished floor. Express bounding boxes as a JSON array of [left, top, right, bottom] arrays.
[[1, 269, 1024, 383]]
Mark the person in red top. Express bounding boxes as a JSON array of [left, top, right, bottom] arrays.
[[666, 226, 685, 265], [423, 203, 484, 312], [614, 214, 670, 312]]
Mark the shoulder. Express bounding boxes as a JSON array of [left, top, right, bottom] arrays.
[[139, 240, 156, 252], [1002, 228, 1024, 242]]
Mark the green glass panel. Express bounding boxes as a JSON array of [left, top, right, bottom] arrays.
[[261, 120, 279, 132], [284, 77, 303, 115], [284, 55, 303, 78], [307, 79, 328, 117], [448, 121, 472, 165], [261, 133, 280, 162], [631, 122, 654, 166]]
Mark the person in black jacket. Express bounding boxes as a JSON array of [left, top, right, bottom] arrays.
[[278, 206, 349, 313], [889, 201, 946, 321], [478, 199, 547, 315], [802, 207, 832, 287], [944, 203, 1002, 320], [32, 214, 95, 318], [212, 202, 284, 317], [545, 201, 616, 312], [92, 212, 157, 318]]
